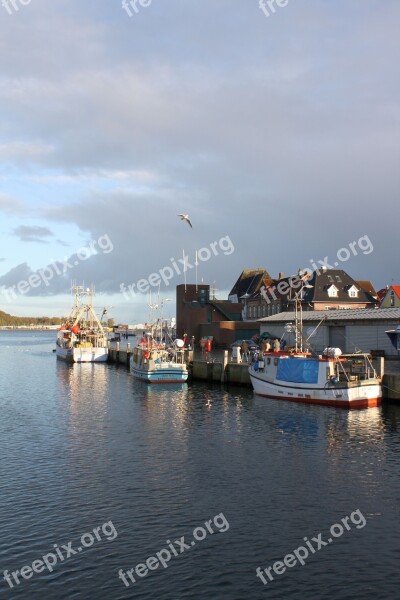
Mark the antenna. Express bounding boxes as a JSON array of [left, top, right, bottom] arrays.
[[195, 249, 198, 292], [183, 249, 187, 292]]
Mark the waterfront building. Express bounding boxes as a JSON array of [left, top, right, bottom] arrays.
[[380, 286, 400, 308], [258, 308, 400, 357]]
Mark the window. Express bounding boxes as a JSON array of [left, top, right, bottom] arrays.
[[327, 285, 338, 298], [347, 286, 358, 298], [335, 275, 342, 283], [391, 291, 395, 307]]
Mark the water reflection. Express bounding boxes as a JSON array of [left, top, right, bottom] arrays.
[[381, 401, 400, 434], [56, 361, 109, 420]]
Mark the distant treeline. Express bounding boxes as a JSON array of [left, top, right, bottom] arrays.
[[0, 310, 63, 326]]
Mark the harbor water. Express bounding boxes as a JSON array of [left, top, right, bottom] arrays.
[[1, 331, 400, 599]]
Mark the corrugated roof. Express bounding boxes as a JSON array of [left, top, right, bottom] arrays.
[[258, 308, 400, 322]]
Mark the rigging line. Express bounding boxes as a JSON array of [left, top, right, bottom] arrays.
[[327, 324, 365, 353], [382, 385, 400, 396]]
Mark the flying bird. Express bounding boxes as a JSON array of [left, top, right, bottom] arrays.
[[178, 214, 192, 228]]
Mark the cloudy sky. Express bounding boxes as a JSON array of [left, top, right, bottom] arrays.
[[0, 0, 398, 323]]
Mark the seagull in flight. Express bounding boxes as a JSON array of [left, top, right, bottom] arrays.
[[178, 214, 192, 228]]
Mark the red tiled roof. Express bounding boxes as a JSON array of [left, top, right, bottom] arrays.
[[391, 286, 400, 299]]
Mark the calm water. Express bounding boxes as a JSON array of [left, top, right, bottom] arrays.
[[1, 331, 400, 599]]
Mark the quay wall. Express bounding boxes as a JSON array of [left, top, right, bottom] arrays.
[[107, 345, 400, 399]]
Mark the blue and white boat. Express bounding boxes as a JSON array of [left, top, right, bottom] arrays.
[[130, 337, 188, 383], [249, 348, 381, 409]]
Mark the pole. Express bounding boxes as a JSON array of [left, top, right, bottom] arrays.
[[295, 293, 298, 352], [195, 249, 198, 292], [299, 291, 303, 352], [183, 249, 187, 292]]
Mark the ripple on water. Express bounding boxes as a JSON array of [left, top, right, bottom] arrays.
[[0, 333, 399, 599]]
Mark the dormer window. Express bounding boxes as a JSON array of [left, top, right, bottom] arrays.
[[327, 284, 339, 298], [347, 285, 358, 298]]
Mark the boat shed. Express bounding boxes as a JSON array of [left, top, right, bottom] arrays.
[[258, 308, 400, 356]]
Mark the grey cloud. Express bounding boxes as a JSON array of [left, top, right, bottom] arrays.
[[13, 225, 54, 243], [0, 1, 398, 295], [0, 193, 24, 214]]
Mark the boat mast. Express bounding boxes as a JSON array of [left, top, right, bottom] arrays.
[[294, 270, 313, 353]]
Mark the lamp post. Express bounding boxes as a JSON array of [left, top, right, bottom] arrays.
[[241, 293, 250, 320]]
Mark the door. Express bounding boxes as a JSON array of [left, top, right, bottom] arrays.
[[329, 326, 346, 351]]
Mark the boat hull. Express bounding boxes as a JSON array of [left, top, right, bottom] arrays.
[[130, 356, 188, 383], [56, 346, 108, 363], [249, 372, 381, 409], [130, 365, 188, 383], [131, 368, 188, 383]]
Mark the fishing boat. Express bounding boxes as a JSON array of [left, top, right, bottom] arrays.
[[130, 335, 188, 383], [56, 285, 108, 363], [249, 271, 382, 408], [249, 348, 381, 409]]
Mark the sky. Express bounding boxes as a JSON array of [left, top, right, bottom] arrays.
[[0, 0, 399, 324]]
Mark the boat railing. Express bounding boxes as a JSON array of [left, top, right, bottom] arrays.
[[336, 354, 379, 382]]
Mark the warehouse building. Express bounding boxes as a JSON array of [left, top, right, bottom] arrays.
[[258, 308, 400, 356]]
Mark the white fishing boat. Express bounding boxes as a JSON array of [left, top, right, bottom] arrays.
[[249, 271, 382, 409], [56, 285, 108, 363], [249, 348, 381, 409], [130, 336, 188, 383]]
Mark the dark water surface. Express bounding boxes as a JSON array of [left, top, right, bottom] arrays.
[[1, 331, 399, 599]]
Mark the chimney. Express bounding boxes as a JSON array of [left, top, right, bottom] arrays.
[[278, 272, 284, 280]]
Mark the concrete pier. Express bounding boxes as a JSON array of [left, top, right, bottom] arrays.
[[382, 374, 400, 401], [107, 344, 252, 385], [108, 347, 132, 367], [107, 344, 400, 398]]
